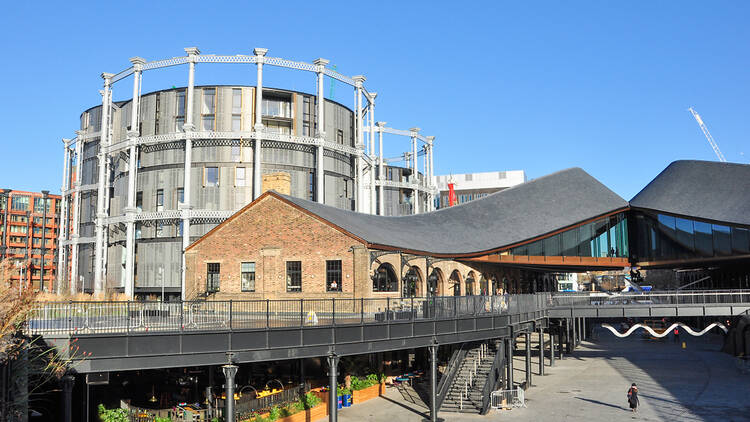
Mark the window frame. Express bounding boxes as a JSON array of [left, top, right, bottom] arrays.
[[206, 262, 220, 293], [326, 260, 342, 292], [286, 261, 302, 292], [204, 167, 219, 187], [241, 261, 255, 292], [235, 167, 247, 187]]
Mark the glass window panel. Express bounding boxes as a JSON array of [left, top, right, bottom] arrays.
[[657, 214, 677, 259], [286, 261, 302, 292], [205, 167, 219, 187], [592, 219, 608, 257], [578, 222, 593, 257], [235, 167, 246, 187], [675, 217, 695, 253], [241, 262, 255, 292], [326, 260, 342, 292], [202, 115, 214, 131], [232, 115, 241, 131], [232, 89, 242, 114], [231, 146, 241, 162], [202, 88, 215, 114], [543, 234, 561, 256], [712, 224, 731, 256], [561, 227, 579, 256], [207, 263, 220, 292], [731, 227, 750, 254], [527, 239, 543, 256], [156, 189, 164, 212], [693, 221, 713, 257]]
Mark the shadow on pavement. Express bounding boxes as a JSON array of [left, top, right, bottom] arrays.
[[575, 396, 628, 412]]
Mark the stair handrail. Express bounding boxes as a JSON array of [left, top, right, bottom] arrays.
[[479, 343, 506, 415], [436, 342, 470, 410]]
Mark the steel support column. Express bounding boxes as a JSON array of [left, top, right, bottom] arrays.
[[538, 326, 545, 375], [352, 76, 366, 212], [426, 343, 441, 422], [559, 324, 565, 360], [368, 93, 377, 214], [62, 374, 75, 422], [410, 127, 420, 214], [93, 73, 113, 295], [313, 58, 328, 204], [253, 48, 268, 200], [327, 352, 339, 422], [505, 337, 514, 389], [376, 121, 386, 215], [40, 190, 48, 291], [222, 363, 238, 422], [124, 56, 145, 298], [181, 47, 199, 301], [70, 134, 84, 294], [524, 332, 532, 387]]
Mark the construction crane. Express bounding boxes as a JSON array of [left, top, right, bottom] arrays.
[[688, 107, 727, 162]]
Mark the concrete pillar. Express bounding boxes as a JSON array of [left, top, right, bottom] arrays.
[[253, 48, 268, 200], [62, 374, 75, 422], [222, 363, 238, 422], [181, 47, 199, 301], [57, 141, 71, 293], [410, 127, 420, 214], [327, 353, 339, 422], [376, 122, 386, 215], [368, 93, 377, 214], [123, 56, 145, 298], [538, 326, 545, 375], [352, 75, 366, 212], [70, 133, 84, 294], [94, 73, 113, 295], [313, 58, 328, 204]]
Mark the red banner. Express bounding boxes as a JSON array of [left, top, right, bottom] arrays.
[[448, 183, 457, 206]]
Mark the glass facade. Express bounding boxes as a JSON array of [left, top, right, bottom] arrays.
[[632, 211, 750, 262], [509, 212, 629, 258]]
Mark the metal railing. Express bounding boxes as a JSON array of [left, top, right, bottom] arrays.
[[550, 289, 750, 309], [28, 293, 549, 336], [490, 388, 525, 409]]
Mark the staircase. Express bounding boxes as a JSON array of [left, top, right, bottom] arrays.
[[440, 342, 501, 414]]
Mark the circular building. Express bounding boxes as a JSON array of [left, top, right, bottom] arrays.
[[58, 48, 437, 299]]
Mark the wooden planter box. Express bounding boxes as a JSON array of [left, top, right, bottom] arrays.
[[351, 383, 385, 404], [242, 402, 328, 422]]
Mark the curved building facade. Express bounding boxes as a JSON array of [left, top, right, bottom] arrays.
[[58, 48, 437, 299]]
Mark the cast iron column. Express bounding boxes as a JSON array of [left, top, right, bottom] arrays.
[[222, 363, 238, 422], [62, 374, 75, 422], [559, 323, 565, 360], [327, 352, 339, 422], [313, 58, 328, 204], [538, 326, 545, 375], [582, 317, 586, 340], [426, 343, 441, 422], [181, 46, 199, 301], [524, 332, 532, 387], [550, 325, 556, 366], [253, 47, 268, 200], [376, 122, 386, 215]]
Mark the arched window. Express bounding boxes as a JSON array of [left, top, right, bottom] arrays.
[[479, 274, 489, 295], [373, 263, 398, 292], [403, 266, 421, 297], [427, 268, 443, 297], [449, 270, 462, 296], [465, 272, 476, 296]]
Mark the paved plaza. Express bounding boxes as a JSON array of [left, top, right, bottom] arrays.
[[333, 325, 750, 421]]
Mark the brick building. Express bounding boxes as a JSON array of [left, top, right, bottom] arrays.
[[0, 189, 61, 292], [184, 166, 635, 300]]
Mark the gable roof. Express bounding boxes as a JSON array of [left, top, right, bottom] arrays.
[[630, 160, 750, 227], [280, 167, 628, 256]]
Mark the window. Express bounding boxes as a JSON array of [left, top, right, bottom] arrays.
[[176, 188, 184, 207], [205, 167, 219, 187], [262, 97, 291, 118], [326, 260, 342, 292], [263, 120, 291, 134], [177, 220, 184, 237], [136, 192, 143, 211], [154, 92, 161, 134], [308, 172, 315, 201], [176, 90, 185, 131], [207, 263, 220, 292], [286, 261, 302, 292], [11, 196, 29, 211], [373, 264, 398, 292], [235, 167, 246, 187], [241, 262, 255, 292], [231, 146, 241, 162], [232, 89, 242, 113], [303, 96, 311, 136], [135, 222, 142, 239], [34, 198, 50, 214], [156, 221, 164, 237], [202, 88, 216, 131], [232, 115, 241, 131], [155, 189, 164, 212], [336, 129, 344, 144]]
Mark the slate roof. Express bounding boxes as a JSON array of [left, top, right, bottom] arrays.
[[280, 167, 628, 256], [630, 160, 750, 227]]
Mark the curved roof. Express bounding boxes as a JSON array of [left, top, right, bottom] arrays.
[[281, 167, 628, 256], [630, 160, 750, 227]]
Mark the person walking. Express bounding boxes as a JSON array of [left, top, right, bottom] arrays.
[[627, 383, 639, 412]]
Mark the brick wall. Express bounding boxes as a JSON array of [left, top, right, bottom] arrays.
[[185, 195, 366, 300]]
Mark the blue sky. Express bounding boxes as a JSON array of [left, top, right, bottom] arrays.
[[3, 1, 749, 200]]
